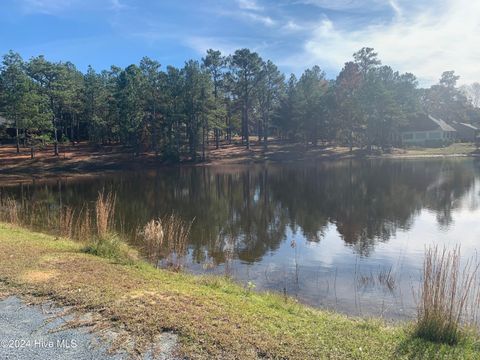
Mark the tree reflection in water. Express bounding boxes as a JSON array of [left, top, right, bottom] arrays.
[[1, 158, 479, 318]]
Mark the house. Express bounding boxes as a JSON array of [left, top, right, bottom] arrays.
[[0, 115, 14, 142], [0, 115, 10, 127], [449, 121, 479, 142], [401, 114, 456, 146]]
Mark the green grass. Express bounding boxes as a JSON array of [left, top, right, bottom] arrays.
[[82, 233, 138, 264], [1, 223, 479, 359], [402, 143, 478, 156]]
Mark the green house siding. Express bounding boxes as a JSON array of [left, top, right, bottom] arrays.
[[402, 130, 453, 145]]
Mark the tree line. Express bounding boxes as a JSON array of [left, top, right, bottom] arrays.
[[1, 47, 479, 160]]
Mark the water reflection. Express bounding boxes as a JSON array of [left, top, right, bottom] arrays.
[[1, 158, 479, 318]]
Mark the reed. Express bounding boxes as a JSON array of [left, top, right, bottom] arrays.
[[95, 190, 116, 238], [74, 205, 92, 241], [162, 214, 192, 266], [141, 218, 164, 263], [59, 206, 75, 238], [0, 197, 19, 224], [378, 267, 396, 291], [140, 214, 193, 268], [414, 246, 480, 344]]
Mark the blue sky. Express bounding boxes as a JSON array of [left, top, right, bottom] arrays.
[[1, 0, 478, 85]]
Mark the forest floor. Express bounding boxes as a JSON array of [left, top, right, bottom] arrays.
[[1, 222, 479, 359], [0, 140, 478, 184]]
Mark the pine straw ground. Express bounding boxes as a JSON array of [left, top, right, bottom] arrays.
[[0, 223, 479, 359]]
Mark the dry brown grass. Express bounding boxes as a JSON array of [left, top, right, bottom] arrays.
[[95, 190, 116, 238], [140, 214, 193, 268], [74, 205, 92, 242], [415, 246, 480, 344], [0, 197, 19, 224], [141, 218, 164, 263], [59, 206, 75, 238]]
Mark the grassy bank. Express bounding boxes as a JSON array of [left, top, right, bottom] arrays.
[[397, 143, 478, 157], [0, 223, 479, 359]]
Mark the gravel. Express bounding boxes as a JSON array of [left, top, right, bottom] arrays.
[[0, 296, 179, 360]]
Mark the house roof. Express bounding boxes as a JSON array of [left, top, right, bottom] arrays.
[[428, 115, 457, 132], [459, 122, 479, 131], [402, 114, 456, 133], [0, 116, 10, 126]]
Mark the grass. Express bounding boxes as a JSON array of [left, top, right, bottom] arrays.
[[414, 246, 480, 345], [1, 223, 479, 359], [140, 214, 193, 268], [402, 143, 478, 156], [82, 233, 138, 264]]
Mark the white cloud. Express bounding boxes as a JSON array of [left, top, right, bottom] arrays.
[[184, 36, 243, 55], [236, 0, 263, 11], [20, 0, 127, 14], [295, 0, 480, 84], [109, 0, 127, 11], [244, 12, 276, 27], [20, 0, 78, 14], [294, 0, 388, 11]]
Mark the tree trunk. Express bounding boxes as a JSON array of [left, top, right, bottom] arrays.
[[153, 104, 158, 157], [70, 113, 75, 146], [15, 119, 20, 154], [54, 127, 59, 156], [263, 116, 268, 150], [258, 117, 261, 143], [214, 128, 219, 149], [245, 101, 250, 150], [202, 125, 206, 161]]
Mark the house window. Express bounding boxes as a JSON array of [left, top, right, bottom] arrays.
[[415, 132, 426, 140], [428, 132, 441, 139], [403, 133, 413, 140]]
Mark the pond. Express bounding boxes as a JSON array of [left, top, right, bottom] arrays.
[[1, 158, 480, 320]]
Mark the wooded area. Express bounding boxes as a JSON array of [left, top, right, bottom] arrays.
[[1, 47, 479, 161]]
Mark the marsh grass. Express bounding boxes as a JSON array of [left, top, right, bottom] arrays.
[[59, 206, 75, 238], [140, 214, 193, 268], [73, 206, 92, 241], [415, 246, 480, 344], [95, 190, 116, 237], [357, 266, 396, 292], [81, 191, 138, 264], [0, 197, 19, 224], [378, 267, 396, 291]]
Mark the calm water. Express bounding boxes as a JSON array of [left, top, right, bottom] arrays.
[[2, 158, 480, 319]]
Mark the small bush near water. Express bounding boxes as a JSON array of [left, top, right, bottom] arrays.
[[415, 246, 480, 344]]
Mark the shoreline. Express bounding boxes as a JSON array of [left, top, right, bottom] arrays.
[[0, 142, 478, 186], [0, 223, 479, 359]]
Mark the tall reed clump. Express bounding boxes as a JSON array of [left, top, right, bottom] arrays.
[[415, 246, 480, 344], [83, 190, 136, 264], [95, 190, 116, 238], [141, 218, 164, 262], [59, 206, 75, 238], [140, 214, 193, 268], [73, 206, 92, 241], [0, 197, 19, 224]]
